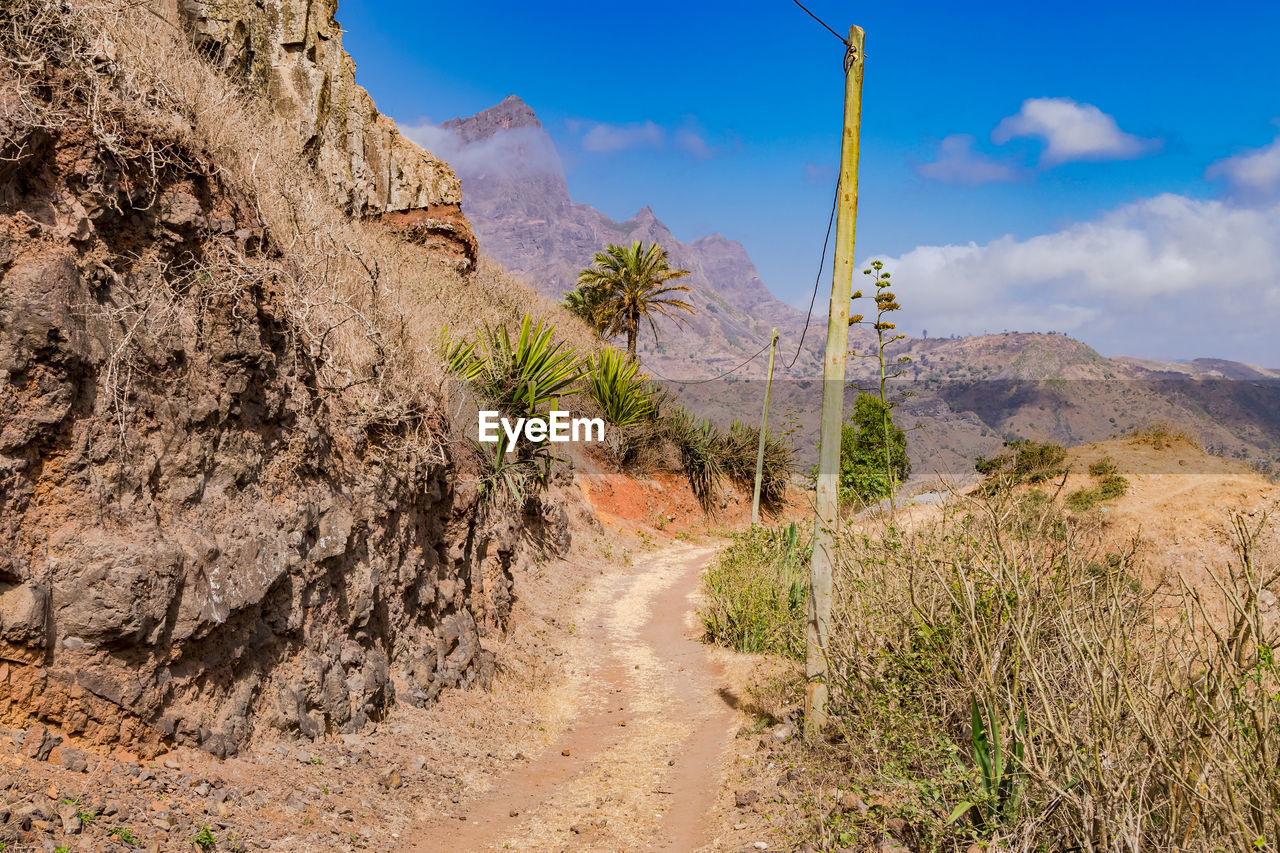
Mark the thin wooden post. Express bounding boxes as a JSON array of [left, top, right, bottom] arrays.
[[805, 24, 865, 741], [751, 328, 780, 525]]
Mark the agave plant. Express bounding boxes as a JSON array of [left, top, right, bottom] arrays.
[[585, 347, 653, 426], [668, 410, 726, 511], [447, 315, 585, 420], [948, 698, 1027, 829], [583, 347, 654, 461], [722, 421, 795, 514], [469, 431, 555, 508]]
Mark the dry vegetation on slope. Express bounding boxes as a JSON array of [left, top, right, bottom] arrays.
[[703, 437, 1280, 852], [0, 0, 607, 763]]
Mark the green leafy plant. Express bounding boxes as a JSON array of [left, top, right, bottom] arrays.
[[192, 825, 218, 850], [700, 522, 810, 657], [668, 411, 726, 511], [1066, 467, 1129, 512], [948, 699, 1026, 828], [975, 439, 1069, 489], [560, 282, 612, 334], [574, 240, 694, 357], [835, 393, 910, 506], [851, 260, 914, 509], [447, 315, 585, 420], [469, 431, 556, 508], [723, 420, 795, 513], [584, 347, 652, 427], [584, 346, 653, 461], [108, 826, 137, 844], [1088, 456, 1118, 477]]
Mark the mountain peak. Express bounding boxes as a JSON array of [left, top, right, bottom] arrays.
[[443, 95, 542, 144]]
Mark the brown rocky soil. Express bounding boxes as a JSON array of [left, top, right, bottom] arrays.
[[0, 491, 766, 852]]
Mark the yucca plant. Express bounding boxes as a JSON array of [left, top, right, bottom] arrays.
[[447, 315, 585, 420], [468, 431, 555, 508], [584, 347, 654, 461], [585, 347, 653, 426], [948, 699, 1027, 829], [669, 411, 726, 511], [723, 421, 795, 513]]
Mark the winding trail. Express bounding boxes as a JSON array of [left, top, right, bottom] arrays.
[[414, 543, 736, 852]]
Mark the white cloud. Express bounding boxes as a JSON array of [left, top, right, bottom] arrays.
[[576, 120, 665, 153], [401, 121, 564, 182], [567, 116, 726, 160], [992, 97, 1157, 164], [1206, 132, 1280, 199], [915, 134, 1023, 185], [868, 194, 1280, 362], [675, 126, 714, 160], [804, 161, 837, 185]]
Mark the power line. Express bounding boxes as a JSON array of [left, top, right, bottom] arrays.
[[785, 177, 839, 370], [643, 338, 773, 385], [790, 0, 848, 45]]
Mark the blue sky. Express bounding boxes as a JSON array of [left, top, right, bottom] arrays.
[[340, 0, 1280, 365]]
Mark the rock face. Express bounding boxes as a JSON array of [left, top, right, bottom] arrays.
[[174, 0, 476, 269], [436, 97, 823, 377], [0, 4, 556, 757]]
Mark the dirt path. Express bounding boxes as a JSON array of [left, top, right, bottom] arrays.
[[414, 542, 736, 852]]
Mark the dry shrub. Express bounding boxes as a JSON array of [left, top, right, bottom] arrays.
[[820, 494, 1280, 851], [1127, 422, 1201, 451], [2, 0, 601, 465]]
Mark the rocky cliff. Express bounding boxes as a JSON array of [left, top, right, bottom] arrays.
[[174, 0, 477, 269], [0, 0, 561, 759]]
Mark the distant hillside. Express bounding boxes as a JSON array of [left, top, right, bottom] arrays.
[[438, 96, 824, 378], [430, 97, 1279, 475]]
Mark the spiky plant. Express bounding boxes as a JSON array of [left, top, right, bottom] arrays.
[[585, 347, 653, 426], [576, 241, 694, 358], [584, 347, 654, 461], [445, 315, 584, 421]]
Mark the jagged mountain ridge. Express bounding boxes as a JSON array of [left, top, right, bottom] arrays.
[[439, 96, 824, 377], [432, 97, 1279, 473]]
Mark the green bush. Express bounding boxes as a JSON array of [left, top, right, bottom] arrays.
[[1065, 487, 1101, 512], [1066, 470, 1129, 513], [976, 439, 1068, 485], [583, 347, 652, 428], [838, 393, 910, 505], [700, 522, 809, 657], [1088, 456, 1118, 477], [445, 315, 584, 421], [1097, 473, 1129, 499], [667, 410, 727, 511]]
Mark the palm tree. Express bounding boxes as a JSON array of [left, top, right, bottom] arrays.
[[574, 241, 695, 358], [561, 282, 610, 332]]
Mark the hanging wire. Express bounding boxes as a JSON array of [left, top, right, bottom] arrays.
[[790, 0, 848, 45], [784, 177, 839, 370], [636, 1, 848, 383], [642, 338, 773, 385]]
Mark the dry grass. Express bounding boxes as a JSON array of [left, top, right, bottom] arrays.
[[821, 493, 1280, 852], [2, 0, 601, 464]]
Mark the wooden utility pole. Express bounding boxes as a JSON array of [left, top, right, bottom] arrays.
[[805, 24, 865, 740], [751, 328, 780, 526]]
